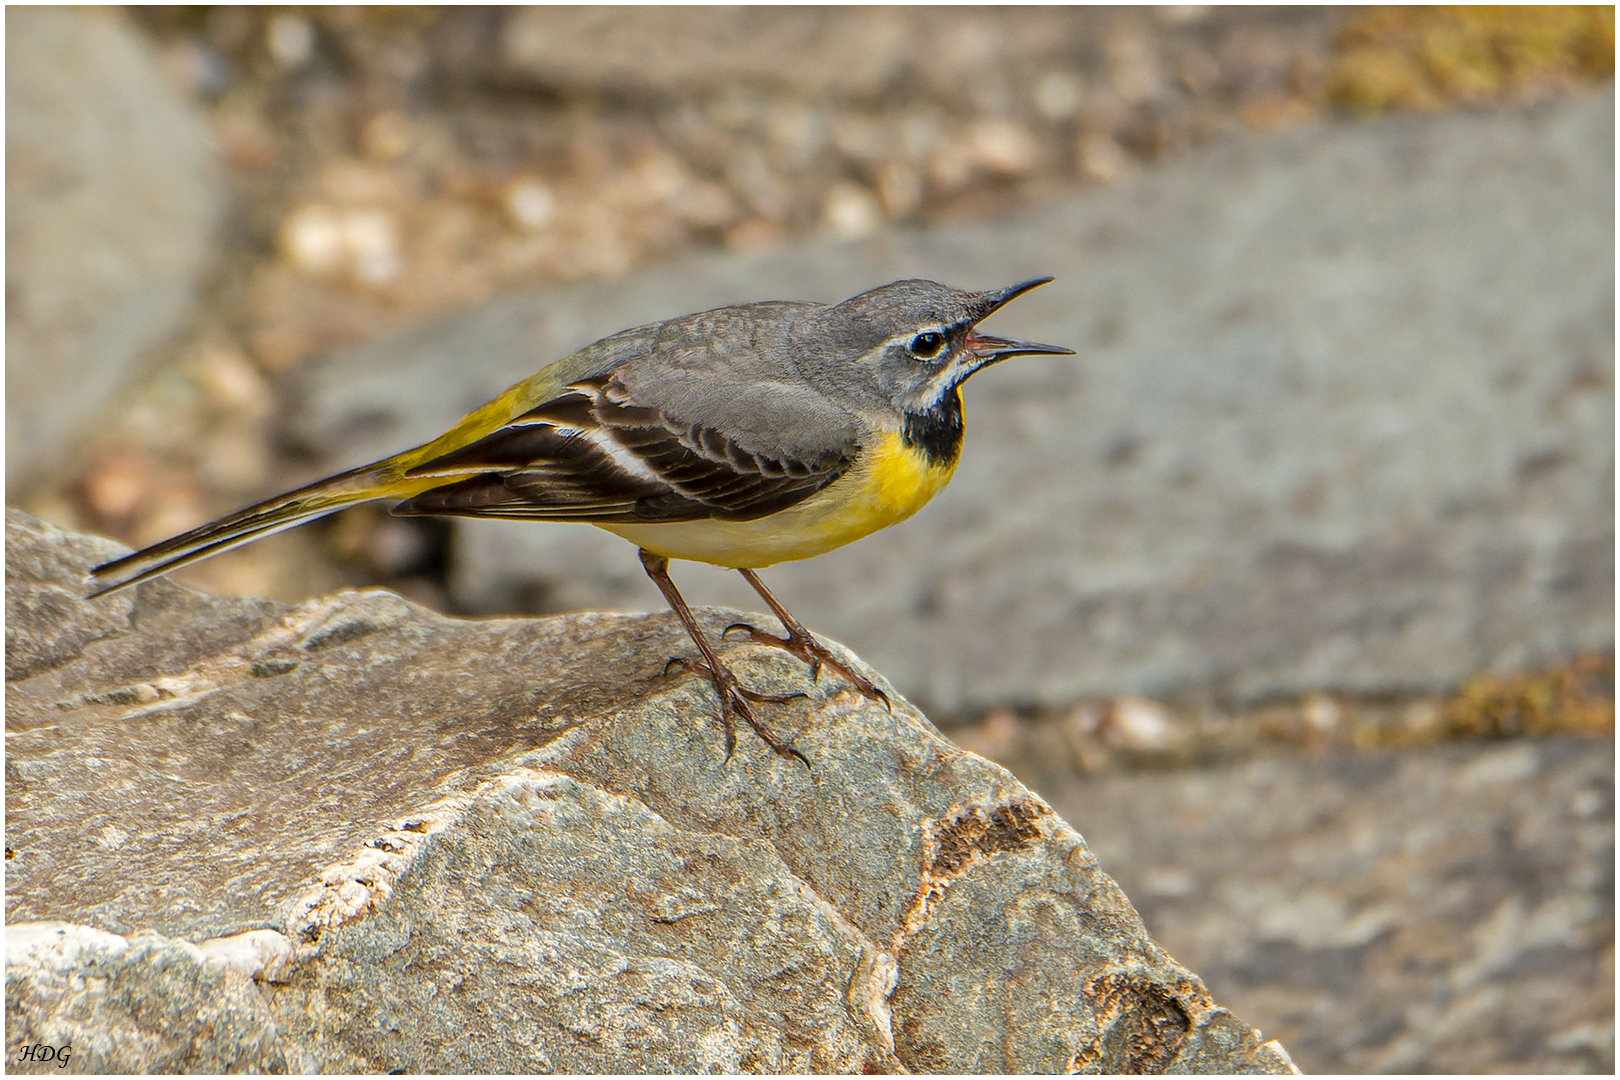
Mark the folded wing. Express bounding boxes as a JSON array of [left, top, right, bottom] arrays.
[[394, 374, 857, 524]]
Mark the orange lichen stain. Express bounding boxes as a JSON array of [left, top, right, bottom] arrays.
[[1067, 973, 1209, 1074], [1437, 652, 1615, 741]]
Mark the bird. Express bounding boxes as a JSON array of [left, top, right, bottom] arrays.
[[89, 277, 1073, 765]]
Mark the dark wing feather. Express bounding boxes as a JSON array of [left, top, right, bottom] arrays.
[[392, 376, 855, 524]]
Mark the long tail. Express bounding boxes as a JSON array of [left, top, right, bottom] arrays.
[[86, 464, 407, 597]]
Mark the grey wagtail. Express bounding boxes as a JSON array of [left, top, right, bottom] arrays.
[[89, 278, 1072, 764]]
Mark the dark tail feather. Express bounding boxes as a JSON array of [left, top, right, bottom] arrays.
[[86, 466, 390, 597]]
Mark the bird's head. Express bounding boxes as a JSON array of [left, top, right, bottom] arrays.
[[805, 277, 1073, 416]]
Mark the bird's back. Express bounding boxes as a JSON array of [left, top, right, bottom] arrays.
[[392, 300, 823, 475]]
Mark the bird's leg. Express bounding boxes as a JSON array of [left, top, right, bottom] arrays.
[[638, 549, 809, 768], [725, 569, 890, 710]]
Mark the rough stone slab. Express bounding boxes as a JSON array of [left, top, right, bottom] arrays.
[[288, 90, 1614, 714], [4, 510, 1296, 1074], [494, 7, 1116, 107], [5, 8, 226, 489], [1038, 738, 1614, 1074], [499, 7, 920, 100]]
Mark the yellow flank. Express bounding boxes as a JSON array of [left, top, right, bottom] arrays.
[[599, 429, 957, 568]]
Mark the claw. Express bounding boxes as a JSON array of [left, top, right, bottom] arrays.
[[733, 568, 890, 709], [716, 676, 812, 770], [738, 684, 808, 705], [657, 650, 812, 768], [727, 622, 887, 706]]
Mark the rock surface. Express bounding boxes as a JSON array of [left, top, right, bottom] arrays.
[[1030, 738, 1615, 1074], [286, 90, 1615, 715], [5, 8, 226, 492], [4, 510, 1295, 1074]]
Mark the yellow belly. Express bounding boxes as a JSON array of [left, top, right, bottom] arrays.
[[598, 430, 957, 568]]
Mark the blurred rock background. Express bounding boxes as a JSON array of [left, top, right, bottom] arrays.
[[5, 6, 1613, 1073]]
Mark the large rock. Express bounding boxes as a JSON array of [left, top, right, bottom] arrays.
[[5, 7, 225, 490], [500, 7, 918, 101], [287, 90, 1615, 715], [3, 510, 1295, 1074], [494, 7, 1104, 106]]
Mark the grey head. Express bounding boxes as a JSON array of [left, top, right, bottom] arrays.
[[793, 278, 1073, 418]]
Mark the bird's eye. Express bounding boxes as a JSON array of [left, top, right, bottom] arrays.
[[909, 332, 946, 359]]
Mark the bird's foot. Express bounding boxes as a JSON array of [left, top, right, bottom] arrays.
[[662, 657, 811, 769], [721, 621, 890, 711]]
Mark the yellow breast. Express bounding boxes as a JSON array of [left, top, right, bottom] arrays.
[[598, 430, 957, 568]]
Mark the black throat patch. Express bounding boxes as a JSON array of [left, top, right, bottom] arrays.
[[902, 389, 965, 469]]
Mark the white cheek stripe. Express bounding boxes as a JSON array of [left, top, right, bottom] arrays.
[[914, 365, 960, 407]]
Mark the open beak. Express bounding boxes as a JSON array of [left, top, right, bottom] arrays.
[[971, 276, 1055, 319], [962, 276, 1074, 367], [964, 331, 1075, 362]]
